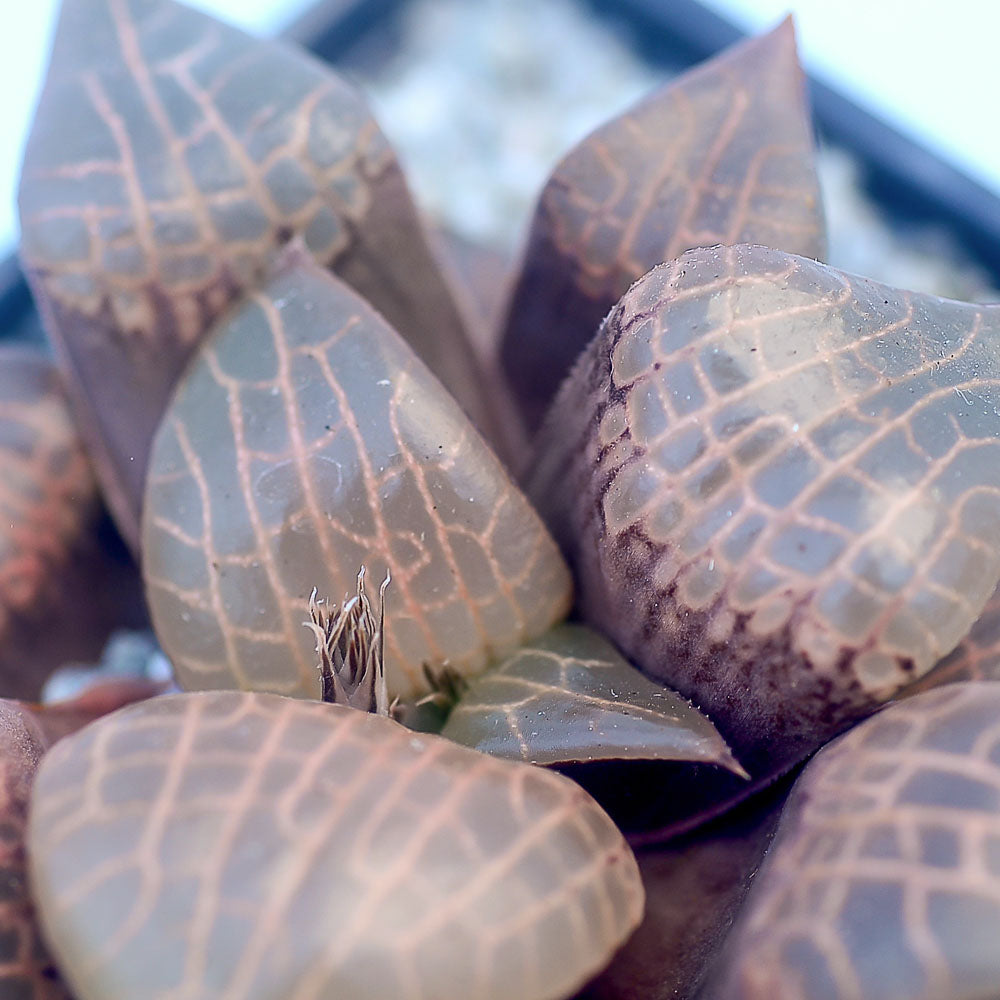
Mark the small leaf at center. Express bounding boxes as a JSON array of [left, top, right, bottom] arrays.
[[441, 624, 746, 775]]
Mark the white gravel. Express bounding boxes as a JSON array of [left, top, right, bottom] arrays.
[[345, 0, 1000, 303]]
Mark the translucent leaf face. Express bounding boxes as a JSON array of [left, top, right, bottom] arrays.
[[709, 682, 1000, 1000], [530, 244, 1000, 777], [19, 0, 493, 548], [29, 691, 644, 1000], [442, 623, 744, 772], [0, 701, 71, 999], [906, 579, 1000, 694], [143, 257, 572, 698], [500, 20, 825, 430]]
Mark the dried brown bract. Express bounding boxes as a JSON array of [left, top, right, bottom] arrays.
[[305, 567, 390, 715]]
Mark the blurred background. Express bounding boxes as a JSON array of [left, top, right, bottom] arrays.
[[4, 0, 999, 299]]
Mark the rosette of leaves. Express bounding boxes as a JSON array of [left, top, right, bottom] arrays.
[[17, 0, 1000, 996], [138, 244, 746, 831], [17, 0, 776, 780]]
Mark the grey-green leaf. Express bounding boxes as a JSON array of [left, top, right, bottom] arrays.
[[441, 624, 746, 774]]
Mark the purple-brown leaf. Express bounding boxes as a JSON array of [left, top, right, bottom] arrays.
[[0, 350, 96, 635], [0, 700, 71, 999], [707, 682, 1000, 1000], [499, 20, 825, 430], [530, 244, 1000, 791], [0, 348, 145, 700], [19, 0, 496, 548], [29, 691, 644, 1000], [20, 676, 166, 747], [143, 255, 571, 698]]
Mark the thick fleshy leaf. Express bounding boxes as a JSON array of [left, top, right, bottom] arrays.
[[904, 577, 1000, 695], [0, 349, 96, 632], [19, 0, 496, 549], [432, 228, 511, 368], [0, 348, 147, 699], [499, 20, 825, 430], [576, 781, 787, 1000], [29, 691, 644, 1000], [441, 623, 744, 773], [0, 701, 71, 999], [22, 676, 166, 746], [431, 228, 528, 462], [143, 255, 572, 698], [707, 682, 1000, 999], [530, 244, 1000, 791]]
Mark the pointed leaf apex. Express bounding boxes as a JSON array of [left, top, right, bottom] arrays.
[[499, 20, 825, 429], [45, 0, 179, 84], [441, 625, 748, 773]]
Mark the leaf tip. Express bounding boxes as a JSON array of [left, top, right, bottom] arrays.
[[724, 752, 752, 782]]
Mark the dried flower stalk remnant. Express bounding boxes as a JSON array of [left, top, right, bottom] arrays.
[[305, 568, 391, 715]]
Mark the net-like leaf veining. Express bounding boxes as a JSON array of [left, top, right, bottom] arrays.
[[708, 682, 1000, 1000], [530, 244, 1000, 778], [143, 257, 571, 698], [29, 691, 644, 1000], [442, 623, 744, 772], [905, 579, 1000, 695], [19, 0, 494, 546], [500, 20, 825, 430]]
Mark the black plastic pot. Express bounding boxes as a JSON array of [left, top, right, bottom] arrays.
[[5, 0, 1000, 346]]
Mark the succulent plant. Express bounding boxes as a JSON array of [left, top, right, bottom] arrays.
[[8, 0, 1000, 996]]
